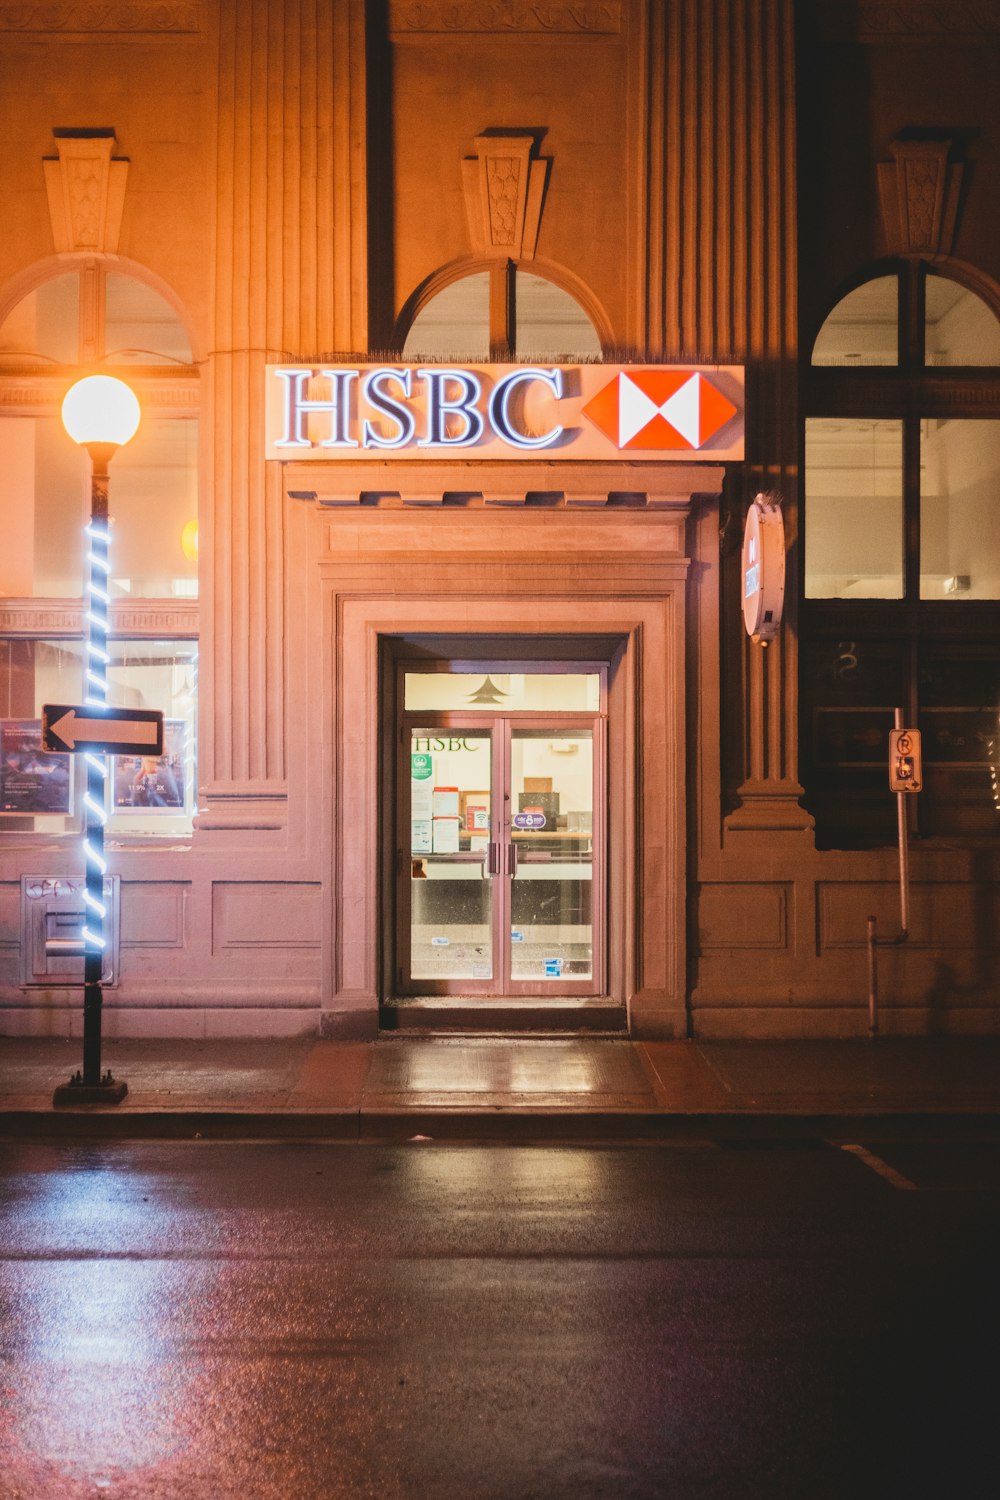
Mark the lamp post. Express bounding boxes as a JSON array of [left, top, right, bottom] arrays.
[[55, 375, 140, 1105]]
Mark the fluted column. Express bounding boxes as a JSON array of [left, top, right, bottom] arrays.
[[198, 0, 367, 831], [643, 0, 811, 838]]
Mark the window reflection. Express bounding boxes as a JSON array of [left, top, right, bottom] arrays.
[[0, 265, 198, 602], [0, 274, 80, 363], [920, 420, 1000, 599], [403, 273, 491, 357], [515, 273, 602, 358], [811, 276, 898, 366], [402, 265, 602, 359], [404, 672, 600, 712], [0, 416, 86, 597], [925, 276, 1000, 366], [0, 638, 198, 838], [109, 419, 199, 598], [105, 274, 193, 365], [805, 418, 904, 598]]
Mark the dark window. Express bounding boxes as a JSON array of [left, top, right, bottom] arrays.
[[801, 263, 1000, 846]]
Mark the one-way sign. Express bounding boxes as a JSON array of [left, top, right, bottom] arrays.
[[42, 705, 164, 756]]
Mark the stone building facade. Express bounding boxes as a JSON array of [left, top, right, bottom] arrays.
[[1, 1, 998, 1039]]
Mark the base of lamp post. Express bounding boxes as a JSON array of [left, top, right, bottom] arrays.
[[53, 1072, 129, 1107]]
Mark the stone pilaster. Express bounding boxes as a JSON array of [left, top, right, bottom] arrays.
[[642, 0, 811, 840], [197, 0, 368, 832]]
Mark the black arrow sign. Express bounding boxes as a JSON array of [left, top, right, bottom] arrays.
[[42, 705, 164, 757]]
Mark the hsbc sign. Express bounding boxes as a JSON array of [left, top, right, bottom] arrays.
[[265, 363, 744, 463]]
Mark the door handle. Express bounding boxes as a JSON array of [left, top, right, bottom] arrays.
[[485, 841, 501, 876], [506, 841, 518, 877]]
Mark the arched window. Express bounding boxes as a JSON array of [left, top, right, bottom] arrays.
[[400, 262, 603, 360], [0, 260, 199, 837], [801, 262, 1000, 845], [0, 261, 197, 599]]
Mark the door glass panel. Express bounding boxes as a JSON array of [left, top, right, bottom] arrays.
[[510, 728, 593, 981], [404, 672, 600, 712], [409, 729, 493, 982]]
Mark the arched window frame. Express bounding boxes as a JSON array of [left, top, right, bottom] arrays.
[[800, 257, 1000, 847], [394, 256, 611, 359], [0, 255, 200, 841]]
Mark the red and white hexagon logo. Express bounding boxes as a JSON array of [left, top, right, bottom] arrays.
[[581, 370, 738, 451]]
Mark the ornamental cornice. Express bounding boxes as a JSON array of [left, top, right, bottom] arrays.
[[822, 2, 1000, 40], [0, 601, 199, 635], [0, 605, 81, 634], [0, 3, 202, 34], [0, 371, 199, 411]]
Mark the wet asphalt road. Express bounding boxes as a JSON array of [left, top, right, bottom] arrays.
[[1, 1135, 999, 1500]]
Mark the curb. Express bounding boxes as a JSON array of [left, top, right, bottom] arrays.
[[2, 1108, 999, 1144]]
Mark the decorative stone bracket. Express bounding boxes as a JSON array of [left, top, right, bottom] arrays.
[[877, 137, 962, 259], [462, 133, 549, 260], [44, 129, 129, 255]]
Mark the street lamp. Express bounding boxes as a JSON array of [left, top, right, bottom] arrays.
[[55, 375, 140, 1105]]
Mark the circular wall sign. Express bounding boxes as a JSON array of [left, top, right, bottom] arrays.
[[741, 492, 785, 644]]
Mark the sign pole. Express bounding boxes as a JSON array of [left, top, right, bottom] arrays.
[[82, 452, 114, 1091], [867, 707, 919, 1039], [54, 445, 128, 1105]]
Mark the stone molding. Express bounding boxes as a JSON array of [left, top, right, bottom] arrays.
[[0, 372, 199, 411], [821, 2, 1000, 40], [0, 601, 199, 636], [877, 138, 962, 258], [0, 605, 80, 634], [43, 133, 128, 256], [388, 1, 621, 34], [283, 459, 725, 510], [194, 784, 289, 834], [462, 134, 549, 260], [0, 3, 201, 32]]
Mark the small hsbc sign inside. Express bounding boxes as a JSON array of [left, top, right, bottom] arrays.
[[265, 363, 744, 463]]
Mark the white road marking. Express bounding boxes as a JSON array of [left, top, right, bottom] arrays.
[[840, 1142, 917, 1191]]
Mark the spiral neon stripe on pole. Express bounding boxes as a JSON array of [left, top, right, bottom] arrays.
[[83, 513, 110, 958]]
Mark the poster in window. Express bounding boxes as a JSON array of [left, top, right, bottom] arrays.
[[0, 720, 72, 814], [112, 717, 189, 812]]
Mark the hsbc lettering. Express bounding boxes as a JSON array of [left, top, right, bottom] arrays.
[[266, 361, 746, 463], [275, 366, 565, 453], [412, 736, 480, 753]]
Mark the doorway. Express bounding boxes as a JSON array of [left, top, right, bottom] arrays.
[[395, 666, 606, 999]]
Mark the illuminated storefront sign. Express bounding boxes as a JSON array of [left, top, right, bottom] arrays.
[[265, 363, 744, 462]]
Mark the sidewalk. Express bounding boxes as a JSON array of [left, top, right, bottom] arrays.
[[3, 1034, 1000, 1140]]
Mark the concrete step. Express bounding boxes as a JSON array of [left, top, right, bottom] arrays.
[[381, 996, 628, 1033]]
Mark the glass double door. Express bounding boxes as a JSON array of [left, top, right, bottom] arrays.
[[401, 715, 603, 995]]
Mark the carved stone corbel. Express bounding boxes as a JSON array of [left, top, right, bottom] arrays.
[[43, 130, 129, 255], [877, 137, 962, 258], [461, 133, 549, 260]]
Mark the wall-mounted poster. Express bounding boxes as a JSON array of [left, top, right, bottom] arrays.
[[1, 720, 73, 814], [112, 717, 188, 812]]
